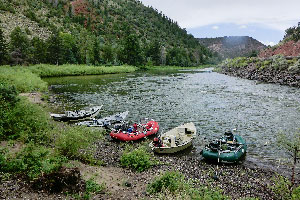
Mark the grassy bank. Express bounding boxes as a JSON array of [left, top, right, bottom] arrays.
[[0, 66, 48, 92], [144, 64, 213, 71], [27, 64, 137, 77]]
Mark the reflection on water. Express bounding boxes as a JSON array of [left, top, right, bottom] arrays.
[[44, 70, 300, 168]]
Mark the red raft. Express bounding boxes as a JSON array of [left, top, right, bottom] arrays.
[[110, 120, 159, 141]]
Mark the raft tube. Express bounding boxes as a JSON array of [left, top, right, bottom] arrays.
[[202, 135, 247, 163], [110, 120, 159, 141]]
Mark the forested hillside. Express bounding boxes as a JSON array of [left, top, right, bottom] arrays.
[[0, 0, 212, 66], [198, 36, 266, 59]]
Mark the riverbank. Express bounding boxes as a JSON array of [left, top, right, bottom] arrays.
[[1, 64, 299, 199], [218, 56, 300, 87]]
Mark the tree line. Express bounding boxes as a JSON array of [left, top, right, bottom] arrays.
[[0, 26, 212, 67]]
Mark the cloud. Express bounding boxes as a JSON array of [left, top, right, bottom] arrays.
[[140, 0, 300, 31], [260, 40, 276, 46], [212, 26, 219, 30], [239, 25, 247, 29]]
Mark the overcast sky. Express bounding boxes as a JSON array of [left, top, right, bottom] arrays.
[[139, 0, 300, 45]]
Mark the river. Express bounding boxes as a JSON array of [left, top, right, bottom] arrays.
[[44, 69, 300, 170]]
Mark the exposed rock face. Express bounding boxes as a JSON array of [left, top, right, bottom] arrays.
[[259, 40, 300, 58], [0, 12, 51, 41], [198, 36, 266, 59]]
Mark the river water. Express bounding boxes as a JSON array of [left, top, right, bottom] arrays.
[[44, 69, 300, 170]]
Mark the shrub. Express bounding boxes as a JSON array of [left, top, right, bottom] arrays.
[[270, 175, 300, 200], [83, 178, 106, 199], [120, 146, 153, 172], [1, 144, 66, 180], [271, 55, 288, 70], [288, 59, 300, 73], [0, 95, 51, 143], [55, 126, 103, 165], [147, 171, 228, 199], [147, 171, 185, 194]]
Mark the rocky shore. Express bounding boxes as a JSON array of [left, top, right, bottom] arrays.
[[1, 93, 297, 200], [218, 59, 300, 87], [219, 59, 300, 88], [92, 138, 280, 199]]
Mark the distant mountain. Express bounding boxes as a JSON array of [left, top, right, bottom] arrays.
[[198, 36, 266, 59]]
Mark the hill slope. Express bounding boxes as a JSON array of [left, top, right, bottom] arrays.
[[259, 25, 300, 58], [0, 0, 212, 66], [198, 36, 266, 59]]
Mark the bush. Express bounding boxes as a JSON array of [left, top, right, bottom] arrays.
[[270, 175, 300, 200], [120, 146, 153, 172], [147, 171, 185, 194], [83, 178, 106, 199], [0, 95, 51, 143], [55, 126, 103, 165], [271, 55, 288, 70], [1, 144, 66, 180], [147, 171, 228, 199], [288, 59, 300, 73]]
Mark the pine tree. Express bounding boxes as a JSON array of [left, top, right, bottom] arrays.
[[121, 34, 143, 66], [0, 28, 8, 65], [46, 31, 61, 65], [9, 27, 30, 65]]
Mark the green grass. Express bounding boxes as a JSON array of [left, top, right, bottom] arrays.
[[0, 144, 66, 180], [147, 171, 228, 199], [26, 64, 137, 77], [144, 65, 213, 71], [55, 126, 104, 166], [120, 146, 154, 172], [0, 66, 48, 92]]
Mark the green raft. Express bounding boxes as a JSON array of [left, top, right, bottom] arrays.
[[202, 133, 247, 163]]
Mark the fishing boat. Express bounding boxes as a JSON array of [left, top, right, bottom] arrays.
[[201, 131, 247, 163], [50, 105, 103, 122], [110, 119, 159, 141], [149, 122, 197, 154], [76, 111, 129, 128]]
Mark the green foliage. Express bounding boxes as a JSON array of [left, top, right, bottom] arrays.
[[1, 144, 65, 180], [270, 175, 300, 200], [147, 171, 228, 199], [277, 132, 300, 156], [46, 31, 61, 65], [120, 34, 144, 66], [30, 37, 47, 64], [166, 47, 189, 67], [2, 0, 213, 66], [271, 55, 289, 70], [145, 40, 161, 66], [0, 1, 15, 13], [284, 25, 300, 42], [27, 64, 137, 77], [0, 28, 9, 65], [0, 95, 51, 143], [120, 146, 153, 172], [9, 27, 30, 64], [55, 126, 103, 165], [83, 178, 106, 199], [0, 66, 48, 92], [219, 57, 252, 69], [288, 59, 300, 73], [147, 171, 185, 194]]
